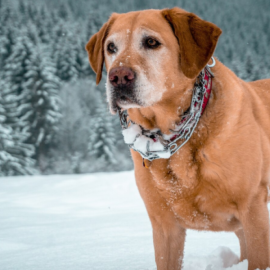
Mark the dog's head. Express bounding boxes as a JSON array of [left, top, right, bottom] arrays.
[[86, 8, 222, 114]]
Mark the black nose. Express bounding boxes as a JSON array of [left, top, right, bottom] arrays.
[[109, 67, 135, 87]]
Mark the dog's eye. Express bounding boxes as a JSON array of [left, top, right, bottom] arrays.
[[107, 42, 117, 53], [144, 38, 161, 49]]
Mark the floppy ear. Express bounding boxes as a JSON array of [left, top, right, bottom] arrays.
[[85, 14, 117, 85], [162, 8, 222, 79]]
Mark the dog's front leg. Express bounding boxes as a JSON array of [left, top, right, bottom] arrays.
[[239, 194, 270, 270], [235, 228, 248, 262], [151, 219, 186, 270], [133, 152, 186, 270]]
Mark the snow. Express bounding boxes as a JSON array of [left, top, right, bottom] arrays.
[[0, 171, 268, 270], [122, 123, 142, 144], [122, 124, 171, 159]]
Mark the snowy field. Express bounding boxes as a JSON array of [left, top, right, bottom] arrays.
[[0, 171, 267, 270]]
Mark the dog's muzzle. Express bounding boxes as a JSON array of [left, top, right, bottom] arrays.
[[109, 66, 141, 111]]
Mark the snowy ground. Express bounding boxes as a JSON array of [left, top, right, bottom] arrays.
[[0, 171, 266, 270]]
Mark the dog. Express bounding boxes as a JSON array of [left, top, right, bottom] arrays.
[[86, 7, 270, 270]]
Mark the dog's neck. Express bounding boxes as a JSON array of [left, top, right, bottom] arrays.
[[127, 59, 243, 186], [127, 70, 210, 136], [126, 60, 233, 148]]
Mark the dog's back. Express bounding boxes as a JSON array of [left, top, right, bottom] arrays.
[[248, 78, 270, 89], [245, 78, 270, 135], [248, 78, 270, 108]]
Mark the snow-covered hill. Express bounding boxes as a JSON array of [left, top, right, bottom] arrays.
[[0, 171, 264, 270]]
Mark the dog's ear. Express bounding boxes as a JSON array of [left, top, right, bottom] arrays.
[[85, 14, 117, 85], [162, 8, 222, 79]]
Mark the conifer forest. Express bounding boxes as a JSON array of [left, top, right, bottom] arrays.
[[0, 0, 269, 176]]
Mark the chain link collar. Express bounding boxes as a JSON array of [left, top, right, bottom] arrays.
[[118, 58, 215, 161]]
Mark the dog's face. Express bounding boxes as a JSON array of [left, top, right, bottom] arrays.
[[86, 8, 222, 114], [103, 10, 179, 113]]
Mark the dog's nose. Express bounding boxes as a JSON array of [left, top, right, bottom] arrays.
[[109, 67, 135, 87]]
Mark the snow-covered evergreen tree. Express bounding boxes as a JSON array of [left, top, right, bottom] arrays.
[[20, 46, 62, 171], [0, 25, 16, 71], [35, 5, 51, 44], [3, 34, 34, 96], [54, 32, 79, 81], [88, 94, 117, 166], [0, 80, 36, 176]]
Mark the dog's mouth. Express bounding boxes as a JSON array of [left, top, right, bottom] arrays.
[[110, 88, 142, 113], [111, 96, 141, 113], [117, 95, 133, 104], [117, 95, 140, 108]]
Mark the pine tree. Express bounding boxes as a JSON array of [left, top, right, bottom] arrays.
[[0, 25, 16, 69], [72, 38, 85, 78], [35, 5, 51, 44], [54, 31, 79, 81], [0, 80, 36, 176], [58, 3, 71, 20], [3, 33, 34, 96], [20, 46, 62, 171], [27, 4, 38, 22], [86, 12, 103, 39], [88, 94, 117, 166]]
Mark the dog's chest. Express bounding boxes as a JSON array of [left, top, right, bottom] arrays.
[[150, 156, 239, 231]]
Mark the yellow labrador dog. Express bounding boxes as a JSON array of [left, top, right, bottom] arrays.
[[86, 7, 270, 270]]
